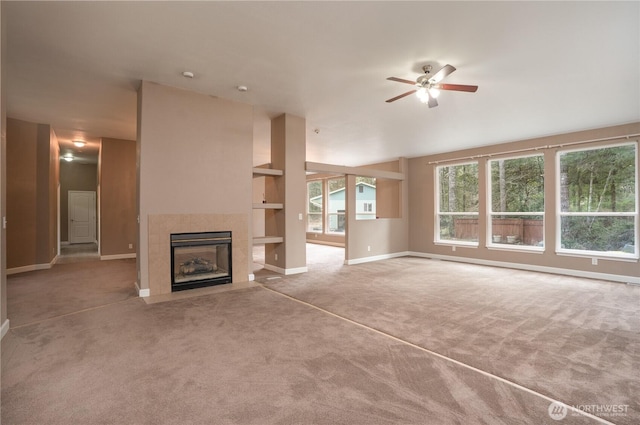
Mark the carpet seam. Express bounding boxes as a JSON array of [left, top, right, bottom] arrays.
[[8, 296, 141, 330], [259, 284, 616, 425]]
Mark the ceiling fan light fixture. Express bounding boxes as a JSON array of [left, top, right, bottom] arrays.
[[386, 63, 478, 106], [416, 87, 429, 103]]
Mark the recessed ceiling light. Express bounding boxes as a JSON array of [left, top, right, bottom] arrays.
[[237, 85, 248, 92], [63, 154, 73, 162], [73, 140, 86, 147], [182, 71, 195, 79]]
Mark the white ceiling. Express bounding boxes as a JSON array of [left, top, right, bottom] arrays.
[[5, 1, 640, 167]]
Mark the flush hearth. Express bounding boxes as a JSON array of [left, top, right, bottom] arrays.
[[170, 231, 232, 291]]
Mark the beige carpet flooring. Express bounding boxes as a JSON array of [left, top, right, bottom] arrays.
[[57, 242, 100, 264], [2, 245, 637, 424], [6, 258, 137, 327]]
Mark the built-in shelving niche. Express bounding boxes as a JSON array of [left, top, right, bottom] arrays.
[[252, 167, 284, 245]]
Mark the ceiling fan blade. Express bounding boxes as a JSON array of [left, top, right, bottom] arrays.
[[387, 77, 417, 85], [385, 90, 417, 103], [435, 83, 478, 93], [428, 64, 456, 84]]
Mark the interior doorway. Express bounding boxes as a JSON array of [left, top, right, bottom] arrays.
[[305, 243, 345, 271], [59, 157, 99, 262], [68, 190, 96, 244], [251, 243, 345, 279]]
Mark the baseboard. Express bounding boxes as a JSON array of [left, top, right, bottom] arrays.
[[263, 264, 308, 275], [248, 273, 255, 281], [408, 251, 640, 285], [100, 253, 136, 261], [135, 281, 150, 297], [345, 251, 411, 265], [285, 266, 308, 275], [1, 319, 10, 340], [60, 241, 70, 246], [7, 261, 54, 275], [263, 264, 282, 274]]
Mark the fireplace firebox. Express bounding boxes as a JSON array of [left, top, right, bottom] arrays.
[[170, 231, 232, 291]]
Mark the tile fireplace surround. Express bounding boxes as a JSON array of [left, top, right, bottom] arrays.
[[147, 214, 249, 296]]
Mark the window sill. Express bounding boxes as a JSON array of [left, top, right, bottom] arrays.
[[555, 251, 639, 262], [487, 244, 544, 254], [434, 241, 478, 248]]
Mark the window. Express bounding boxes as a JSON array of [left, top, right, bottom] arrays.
[[488, 155, 544, 248], [557, 143, 637, 258], [327, 177, 346, 233], [355, 176, 376, 220], [436, 162, 479, 243], [307, 180, 323, 232]]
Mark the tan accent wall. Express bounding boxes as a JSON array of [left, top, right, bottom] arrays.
[[408, 122, 640, 281], [306, 160, 407, 253], [345, 158, 409, 261], [47, 128, 59, 261], [99, 137, 136, 256], [266, 114, 307, 272], [252, 175, 265, 237], [1, 3, 7, 326], [371, 159, 402, 219], [6, 118, 58, 269], [137, 81, 253, 293], [307, 232, 345, 246], [7, 119, 38, 269], [59, 162, 97, 243]]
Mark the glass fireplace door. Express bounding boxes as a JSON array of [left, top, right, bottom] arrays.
[[170, 232, 232, 291]]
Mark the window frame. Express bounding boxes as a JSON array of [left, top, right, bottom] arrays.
[[355, 177, 377, 221], [486, 153, 545, 252], [555, 141, 638, 260], [326, 177, 346, 234], [435, 161, 479, 246], [306, 179, 323, 233]]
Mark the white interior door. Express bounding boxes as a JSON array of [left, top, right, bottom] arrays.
[[69, 190, 96, 244]]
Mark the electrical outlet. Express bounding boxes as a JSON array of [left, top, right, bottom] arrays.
[[452, 246, 456, 252], [367, 245, 371, 252], [592, 258, 598, 265], [298, 213, 303, 220], [129, 243, 133, 249], [275, 253, 278, 261]]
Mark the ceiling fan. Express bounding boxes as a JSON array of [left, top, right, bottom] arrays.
[[386, 64, 478, 107]]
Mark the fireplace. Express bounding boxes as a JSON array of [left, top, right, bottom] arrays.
[[170, 231, 232, 291]]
